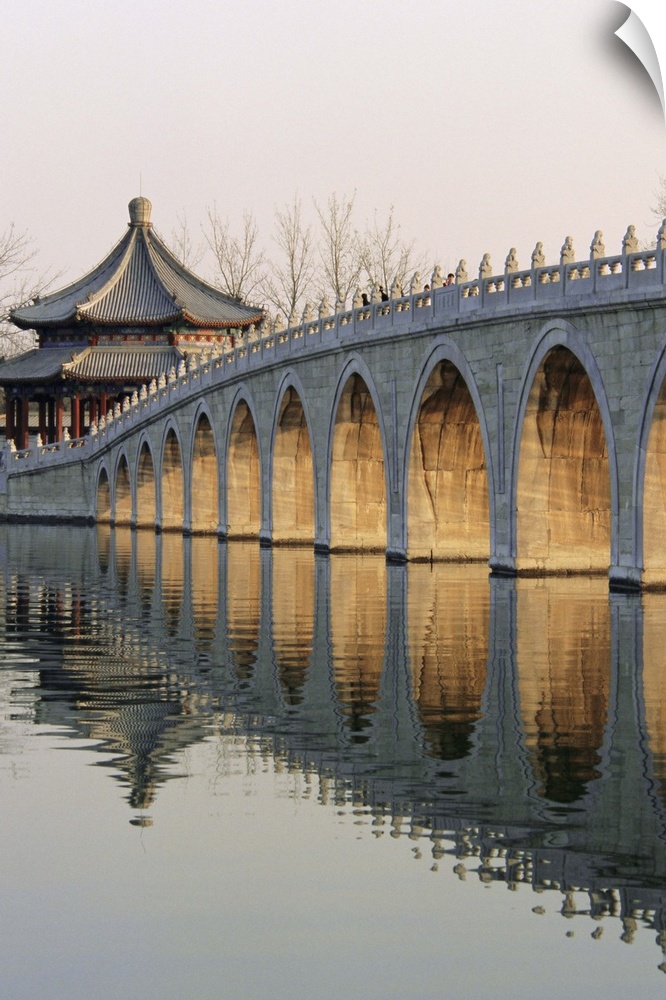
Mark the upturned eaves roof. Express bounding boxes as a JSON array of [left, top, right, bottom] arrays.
[[62, 346, 182, 382], [0, 346, 79, 383], [11, 209, 264, 331]]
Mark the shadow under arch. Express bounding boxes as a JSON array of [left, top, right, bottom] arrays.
[[403, 341, 494, 561], [190, 406, 219, 534], [270, 373, 315, 545], [635, 341, 666, 586], [135, 438, 156, 529], [327, 356, 390, 552], [114, 450, 132, 527], [96, 464, 111, 523], [160, 424, 185, 531], [510, 323, 617, 574], [226, 389, 262, 539]]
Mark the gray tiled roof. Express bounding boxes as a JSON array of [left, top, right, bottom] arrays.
[[11, 199, 264, 331], [0, 346, 79, 383], [63, 346, 182, 382], [0, 345, 183, 386], [80, 236, 180, 326]]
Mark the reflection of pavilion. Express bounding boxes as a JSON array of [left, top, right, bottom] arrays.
[[0, 529, 218, 818], [32, 591, 212, 817]]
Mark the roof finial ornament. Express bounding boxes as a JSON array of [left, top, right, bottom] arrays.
[[128, 196, 152, 227]]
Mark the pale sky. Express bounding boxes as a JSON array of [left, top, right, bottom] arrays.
[[2, 0, 665, 288]]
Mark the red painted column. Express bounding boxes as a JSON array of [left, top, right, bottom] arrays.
[[55, 398, 63, 442], [20, 398, 30, 449], [71, 395, 81, 438], [38, 400, 47, 441], [47, 399, 55, 443], [5, 396, 15, 443]]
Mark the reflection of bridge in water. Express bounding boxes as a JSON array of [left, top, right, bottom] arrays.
[[2, 524, 666, 960]]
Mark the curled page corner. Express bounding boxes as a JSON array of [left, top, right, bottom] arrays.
[[615, 3, 665, 119]]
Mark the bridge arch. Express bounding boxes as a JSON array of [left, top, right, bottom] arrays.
[[270, 372, 316, 545], [135, 436, 156, 529], [160, 422, 185, 531], [510, 322, 618, 573], [403, 340, 494, 561], [189, 404, 220, 534], [226, 388, 262, 539], [327, 356, 390, 552], [96, 463, 112, 523], [635, 341, 666, 586], [113, 448, 132, 526]]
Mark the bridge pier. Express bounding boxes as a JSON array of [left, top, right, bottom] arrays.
[[488, 556, 517, 578], [609, 564, 642, 593]]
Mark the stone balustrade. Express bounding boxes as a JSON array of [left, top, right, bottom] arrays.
[[4, 232, 665, 475]]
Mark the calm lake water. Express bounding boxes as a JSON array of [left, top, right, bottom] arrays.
[[1, 524, 666, 999]]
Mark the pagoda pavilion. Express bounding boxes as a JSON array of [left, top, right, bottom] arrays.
[[0, 196, 264, 448]]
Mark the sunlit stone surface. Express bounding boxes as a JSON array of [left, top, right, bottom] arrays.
[[516, 347, 611, 573], [408, 362, 489, 561], [273, 389, 315, 544], [643, 389, 666, 587], [330, 375, 387, 551]]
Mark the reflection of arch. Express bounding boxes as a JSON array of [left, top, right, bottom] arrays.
[[227, 395, 261, 538], [272, 547, 314, 704], [516, 578, 610, 803], [161, 531, 183, 635], [408, 563, 489, 760], [114, 451, 132, 526], [636, 343, 666, 585], [97, 523, 111, 573], [136, 439, 156, 529], [227, 541, 260, 680], [191, 410, 219, 534], [406, 352, 490, 560], [272, 381, 315, 543], [328, 363, 388, 551], [191, 535, 219, 644], [161, 425, 184, 531], [114, 526, 132, 595], [511, 327, 616, 573], [643, 593, 666, 805], [135, 528, 156, 614], [96, 465, 111, 523], [330, 554, 385, 742]]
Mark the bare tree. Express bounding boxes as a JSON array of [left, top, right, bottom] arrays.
[[264, 196, 316, 322], [632, 174, 666, 250], [314, 191, 362, 309], [0, 223, 51, 359], [651, 174, 666, 222], [203, 205, 266, 303], [360, 206, 427, 296], [169, 212, 204, 270]]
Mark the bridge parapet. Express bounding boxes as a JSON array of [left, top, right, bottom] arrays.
[[458, 247, 661, 307]]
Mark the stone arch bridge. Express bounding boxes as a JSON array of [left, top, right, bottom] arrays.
[[3, 243, 666, 591]]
